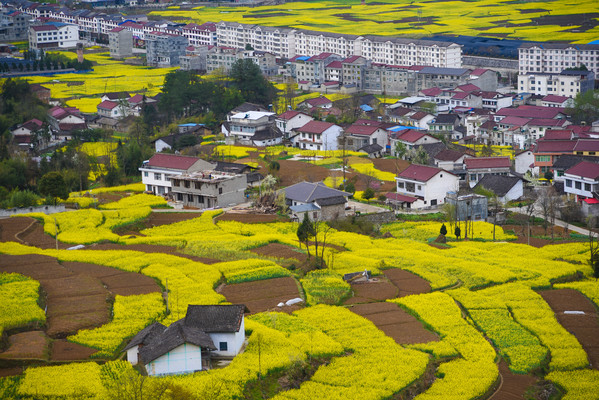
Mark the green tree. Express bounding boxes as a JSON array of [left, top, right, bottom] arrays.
[[440, 223, 447, 235], [229, 59, 276, 106], [454, 225, 461, 240], [362, 187, 375, 202], [394, 141, 407, 159], [566, 90, 599, 125], [39, 171, 69, 205], [297, 213, 315, 258]]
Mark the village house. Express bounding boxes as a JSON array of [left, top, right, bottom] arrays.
[[394, 164, 459, 209], [170, 170, 247, 210], [343, 123, 388, 152], [139, 153, 213, 195], [445, 192, 488, 222], [464, 157, 512, 188], [224, 111, 276, 145], [564, 161, 599, 202], [298, 96, 334, 110], [10, 118, 44, 149], [46, 106, 87, 141], [284, 181, 350, 221], [291, 120, 343, 151], [433, 149, 470, 172], [514, 148, 536, 175], [474, 175, 524, 203], [275, 110, 314, 140], [534, 138, 578, 176], [124, 304, 245, 376], [390, 129, 441, 157]]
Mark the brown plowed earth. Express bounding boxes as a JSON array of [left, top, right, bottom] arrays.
[[249, 243, 308, 263], [84, 243, 220, 264], [219, 276, 302, 314], [50, 340, 97, 361], [502, 224, 570, 248], [0, 331, 48, 360], [538, 288, 599, 369], [384, 268, 432, 296], [344, 278, 399, 304], [145, 212, 204, 228], [0, 217, 69, 249], [348, 302, 438, 345], [0, 367, 23, 377], [490, 361, 537, 400]]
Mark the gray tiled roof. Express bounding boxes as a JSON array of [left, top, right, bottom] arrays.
[[138, 320, 216, 364], [474, 175, 521, 197], [184, 304, 245, 333], [285, 181, 350, 203], [123, 322, 165, 351]]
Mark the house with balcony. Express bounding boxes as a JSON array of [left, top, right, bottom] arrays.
[[564, 161, 599, 202], [534, 139, 577, 175], [464, 157, 512, 188], [390, 129, 441, 157], [394, 164, 459, 209], [285, 181, 350, 221], [343, 123, 388, 152], [170, 171, 247, 209], [139, 154, 213, 196], [291, 121, 342, 151], [225, 111, 276, 145]]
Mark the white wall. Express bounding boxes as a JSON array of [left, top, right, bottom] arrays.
[[322, 125, 343, 151], [127, 346, 139, 365], [140, 167, 180, 194], [423, 172, 459, 207], [501, 180, 523, 203], [146, 344, 203, 376], [514, 150, 534, 175], [209, 318, 245, 357]]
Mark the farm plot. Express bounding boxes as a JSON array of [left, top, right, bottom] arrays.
[[349, 302, 439, 345], [539, 289, 599, 370], [219, 276, 302, 314]]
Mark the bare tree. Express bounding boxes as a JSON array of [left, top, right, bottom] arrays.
[[538, 187, 561, 239]]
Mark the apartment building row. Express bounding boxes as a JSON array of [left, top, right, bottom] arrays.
[[517, 69, 595, 97], [0, 7, 30, 41], [6, 0, 461, 67], [519, 42, 599, 76]]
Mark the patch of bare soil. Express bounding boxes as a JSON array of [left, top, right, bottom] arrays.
[[0, 217, 69, 249], [61, 262, 160, 296], [0, 331, 48, 360], [371, 158, 409, 176], [275, 160, 334, 187], [384, 268, 432, 297], [539, 288, 599, 369], [349, 302, 438, 345], [0, 367, 23, 377], [344, 277, 399, 304], [50, 340, 97, 361], [249, 243, 308, 263], [219, 277, 302, 314], [216, 213, 290, 224], [503, 224, 573, 248], [85, 243, 220, 264], [145, 212, 204, 228], [0, 254, 111, 339]]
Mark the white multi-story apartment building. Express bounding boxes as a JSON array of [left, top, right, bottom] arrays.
[[518, 70, 595, 97], [28, 22, 78, 50], [519, 43, 599, 76], [181, 22, 217, 47]]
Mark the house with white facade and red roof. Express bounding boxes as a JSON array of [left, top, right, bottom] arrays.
[[465, 157, 512, 188], [291, 120, 343, 151], [298, 96, 333, 109], [389, 129, 440, 157], [394, 164, 459, 209], [275, 111, 314, 139], [542, 95, 574, 108], [139, 154, 214, 196], [344, 124, 388, 152], [564, 162, 599, 217]]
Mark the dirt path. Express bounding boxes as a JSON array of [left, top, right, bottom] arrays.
[[490, 361, 537, 400], [539, 288, 599, 369]]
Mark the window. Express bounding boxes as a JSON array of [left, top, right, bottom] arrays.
[[406, 182, 415, 192], [431, 199, 437, 206], [397, 182, 405, 189], [575, 181, 581, 189], [144, 171, 148, 177], [585, 183, 591, 191], [535, 155, 550, 162], [188, 194, 194, 202], [154, 173, 161, 180], [219, 342, 228, 351], [177, 193, 183, 201]]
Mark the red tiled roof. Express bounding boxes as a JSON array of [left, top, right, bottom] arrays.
[[277, 110, 301, 120], [470, 68, 488, 76], [326, 60, 343, 69], [32, 25, 57, 32], [464, 157, 511, 169], [302, 96, 332, 107], [573, 140, 599, 152], [343, 55, 362, 64], [420, 87, 442, 96], [409, 111, 429, 121], [528, 118, 567, 127], [146, 154, 201, 170], [308, 52, 334, 61], [128, 94, 145, 104], [542, 94, 569, 103], [355, 119, 383, 127], [58, 122, 87, 131], [396, 129, 427, 143], [452, 92, 471, 100], [322, 81, 339, 86], [297, 120, 335, 134], [398, 164, 445, 182], [456, 84, 480, 93], [22, 119, 43, 130], [536, 139, 577, 153], [499, 116, 530, 127], [496, 105, 564, 119], [480, 120, 496, 130], [98, 100, 119, 110], [386, 192, 418, 203], [434, 149, 464, 162], [565, 161, 599, 180], [544, 130, 573, 140], [110, 27, 125, 33], [388, 107, 412, 117], [345, 124, 380, 136]]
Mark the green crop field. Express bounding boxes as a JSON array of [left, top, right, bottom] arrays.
[[151, 0, 599, 43]]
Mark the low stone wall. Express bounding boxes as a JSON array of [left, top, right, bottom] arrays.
[[463, 56, 519, 70], [354, 211, 396, 224], [0, 204, 66, 218]]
